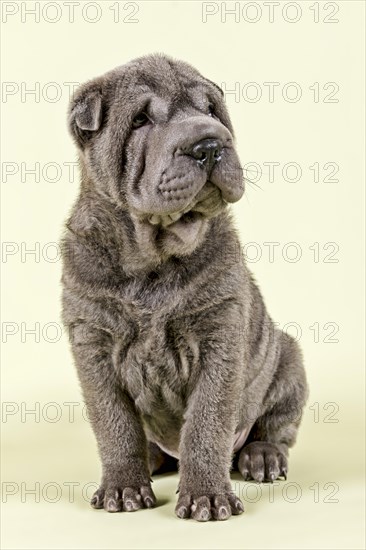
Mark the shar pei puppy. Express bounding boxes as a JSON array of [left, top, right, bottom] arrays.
[[61, 54, 308, 522]]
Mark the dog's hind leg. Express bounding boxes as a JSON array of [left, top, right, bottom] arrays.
[[238, 333, 308, 482]]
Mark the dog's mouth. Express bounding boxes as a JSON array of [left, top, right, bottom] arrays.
[[148, 208, 202, 228], [158, 210, 204, 246], [131, 182, 227, 247], [147, 183, 226, 228]]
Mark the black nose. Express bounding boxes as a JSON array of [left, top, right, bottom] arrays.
[[189, 139, 223, 171]]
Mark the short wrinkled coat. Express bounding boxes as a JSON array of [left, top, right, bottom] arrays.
[[61, 54, 308, 521]]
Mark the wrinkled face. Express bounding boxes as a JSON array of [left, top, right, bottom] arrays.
[[69, 55, 244, 254]]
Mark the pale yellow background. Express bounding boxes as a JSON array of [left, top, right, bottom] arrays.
[[1, 1, 365, 549]]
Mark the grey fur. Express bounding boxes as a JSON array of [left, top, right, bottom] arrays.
[[61, 54, 308, 522]]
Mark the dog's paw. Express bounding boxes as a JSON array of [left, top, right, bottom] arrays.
[[238, 441, 288, 483], [175, 491, 244, 522], [91, 484, 156, 513]]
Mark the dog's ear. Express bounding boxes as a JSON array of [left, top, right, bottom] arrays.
[[68, 80, 104, 146], [72, 90, 102, 131], [205, 78, 224, 97]]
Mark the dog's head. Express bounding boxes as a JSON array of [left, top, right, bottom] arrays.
[[68, 54, 244, 256]]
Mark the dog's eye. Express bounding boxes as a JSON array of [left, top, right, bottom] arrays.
[[132, 112, 150, 129], [208, 104, 215, 117]]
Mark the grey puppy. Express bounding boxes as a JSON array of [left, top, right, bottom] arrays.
[[61, 54, 308, 522]]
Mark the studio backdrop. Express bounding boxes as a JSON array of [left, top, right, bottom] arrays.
[[1, 1, 365, 549]]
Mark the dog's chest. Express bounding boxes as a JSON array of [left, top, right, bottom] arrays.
[[114, 306, 200, 444]]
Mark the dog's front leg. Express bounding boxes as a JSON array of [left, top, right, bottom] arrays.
[[70, 323, 156, 513], [175, 333, 245, 521]]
